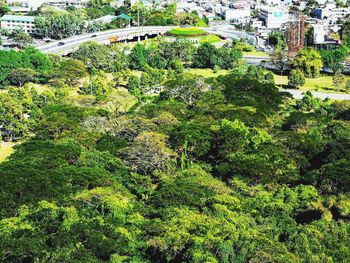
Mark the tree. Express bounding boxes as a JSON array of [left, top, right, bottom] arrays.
[[333, 69, 345, 91], [34, 13, 85, 40], [122, 131, 176, 174], [193, 42, 219, 69], [10, 32, 33, 49], [345, 80, 350, 93], [128, 44, 148, 70], [216, 47, 242, 69], [156, 39, 193, 66], [80, 71, 110, 96], [288, 69, 305, 89], [23, 47, 53, 74], [268, 31, 284, 46], [0, 49, 51, 87], [291, 48, 323, 78], [320, 46, 348, 73], [56, 59, 88, 86], [130, 1, 149, 26], [161, 74, 209, 108], [8, 68, 37, 87], [0, 4, 9, 17], [270, 45, 289, 77], [127, 75, 141, 97], [72, 41, 115, 72]]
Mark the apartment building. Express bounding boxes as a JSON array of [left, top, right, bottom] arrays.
[[258, 6, 288, 28], [0, 15, 37, 34]]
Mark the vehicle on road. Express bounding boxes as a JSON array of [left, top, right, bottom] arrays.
[[58, 42, 65, 46], [91, 34, 97, 38]]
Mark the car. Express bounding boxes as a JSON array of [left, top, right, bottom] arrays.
[[58, 42, 65, 46], [91, 34, 97, 38]]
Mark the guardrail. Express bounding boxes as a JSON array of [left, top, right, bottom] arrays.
[[38, 26, 256, 55]]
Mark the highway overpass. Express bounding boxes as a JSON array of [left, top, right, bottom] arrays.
[[37, 26, 256, 55]]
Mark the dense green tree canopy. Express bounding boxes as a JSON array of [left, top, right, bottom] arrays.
[[1, 37, 350, 263]]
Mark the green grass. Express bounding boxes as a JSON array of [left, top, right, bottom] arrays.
[[274, 74, 350, 93], [187, 68, 229, 78], [0, 142, 17, 163], [167, 27, 206, 36], [242, 51, 269, 58], [199, 34, 222, 44]]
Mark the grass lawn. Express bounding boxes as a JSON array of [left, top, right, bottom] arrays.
[[0, 142, 17, 163], [274, 74, 350, 93], [167, 27, 206, 36], [199, 34, 222, 44], [187, 68, 229, 78], [242, 51, 269, 58]]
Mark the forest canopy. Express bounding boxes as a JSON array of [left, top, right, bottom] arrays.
[[0, 40, 350, 262]]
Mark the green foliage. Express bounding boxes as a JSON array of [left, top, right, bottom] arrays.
[[167, 27, 206, 36], [193, 42, 242, 69], [128, 44, 148, 70], [1, 36, 350, 263], [8, 68, 37, 87], [10, 31, 33, 49], [72, 41, 116, 72], [0, 48, 52, 87], [268, 31, 285, 46], [34, 12, 91, 39], [161, 73, 208, 107], [55, 59, 88, 86], [320, 46, 348, 73], [80, 70, 111, 97], [291, 48, 323, 78], [288, 69, 306, 88], [332, 69, 345, 91]]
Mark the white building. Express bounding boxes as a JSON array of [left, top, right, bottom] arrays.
[[6, 0, 46, 11], [0, 15, 37, 34], [251, 18, 263, 28], [313, 23, 341, 45], [225, 9, 251, 23], [258, 7, 288, 29], [314, 4, 350, 22], [44, 0, 89, 9], [6, 0, 89, 10]]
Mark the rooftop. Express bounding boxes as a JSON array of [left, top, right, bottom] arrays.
[[0, 15, 36, 23]]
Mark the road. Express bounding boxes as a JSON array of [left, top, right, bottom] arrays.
[[282, 89, 350, 101], [37, 26, 256, 55], [36, 27, 350, 101]]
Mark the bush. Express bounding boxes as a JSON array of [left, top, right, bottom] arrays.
[[288, 69, 305, 89]]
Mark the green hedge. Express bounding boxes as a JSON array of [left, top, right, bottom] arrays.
[[167, 27, 206, 36]]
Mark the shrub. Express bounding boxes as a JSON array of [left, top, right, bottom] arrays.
[[288, 69, 305, 89]]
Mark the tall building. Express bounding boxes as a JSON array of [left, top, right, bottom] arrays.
[[258, 7, 288, 29]]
